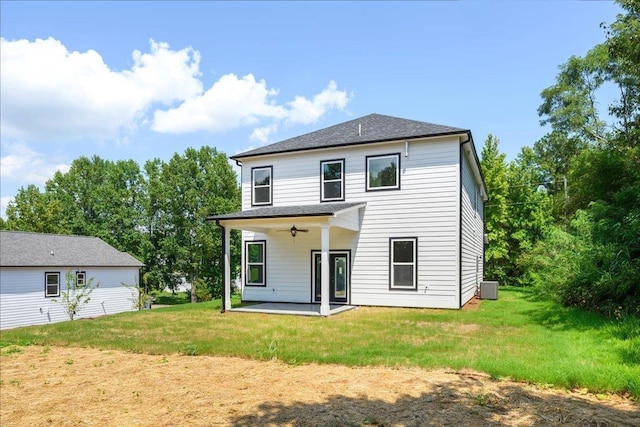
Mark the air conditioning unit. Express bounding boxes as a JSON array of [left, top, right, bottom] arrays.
[[480, 281, 498, 300]]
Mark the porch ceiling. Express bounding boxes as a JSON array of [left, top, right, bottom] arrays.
[[207, 202, 366, 233]]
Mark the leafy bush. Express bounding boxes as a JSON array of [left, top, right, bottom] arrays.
[[519, 225, 582, 299], [522, 206, 640, 318], [193, 278, 212, 302]]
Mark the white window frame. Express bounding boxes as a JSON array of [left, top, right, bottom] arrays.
[[76, 271, 87, 288], [45, 272, 60, 297], [389, 237, 417, 290], [245, 240, 266, 287], [320, 159, 345, 202], [366, 153, 400, 191], [252, 166, 272, 206]]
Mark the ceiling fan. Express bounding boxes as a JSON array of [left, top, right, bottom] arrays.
[[277, 225, 309, 237]]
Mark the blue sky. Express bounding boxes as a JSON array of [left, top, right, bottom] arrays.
[[1, 1, 621, 218]]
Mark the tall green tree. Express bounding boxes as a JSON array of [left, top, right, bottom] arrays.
[[143, 146, 240, 298], [538, 44, 610, 144], [507, 147, 553, 283], [527, 0, 640, 316], [3, 185, 69, 234], [45, 156, 147, 258], [480, 135, 510, 284], [602, 0, 640, 143]]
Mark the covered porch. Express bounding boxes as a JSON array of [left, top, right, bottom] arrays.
[[208, 202, 366, 316]]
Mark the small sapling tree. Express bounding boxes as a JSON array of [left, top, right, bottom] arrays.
[[54, 271, 99, 320], [122, 277, 152, 310]]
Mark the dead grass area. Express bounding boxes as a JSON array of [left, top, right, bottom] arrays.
[[1, 346, 638, 426], [462, 296, 482, 310]]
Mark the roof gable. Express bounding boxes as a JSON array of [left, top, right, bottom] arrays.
[[0, 231, 144, 268], [233, 113, 468, 159]]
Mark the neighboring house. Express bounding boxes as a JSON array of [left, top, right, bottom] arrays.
[[0, 231, 144, 329], [209, 114, 488, 315]]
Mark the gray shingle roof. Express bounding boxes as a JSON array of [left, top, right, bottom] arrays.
[[208, 202, 365, 221], [0, 231, 144, 267], [233, 113, 468, 159]]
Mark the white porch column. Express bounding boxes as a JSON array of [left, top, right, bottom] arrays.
[[223, 226, 231, 311], [320, 224, 330, 316]]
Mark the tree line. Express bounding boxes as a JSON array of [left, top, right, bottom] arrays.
[[481, 0, 638, 318], [1, 146, 241, 299]]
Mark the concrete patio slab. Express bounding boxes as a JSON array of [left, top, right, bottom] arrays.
[[230, 303, 356, 317]]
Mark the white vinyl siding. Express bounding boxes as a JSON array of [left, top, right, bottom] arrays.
[[239, 137, 462, 308], [1, 267, 140, 330], [460, 149, 485, 307]]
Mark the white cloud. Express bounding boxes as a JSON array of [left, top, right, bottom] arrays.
[[152, 73, 285, 133], [0, 37, 202, 141], [0, 142, 70, 185], [1, 37, 352, 144], [152, 76, 352, 138], [285, 81, 351, 125], [250, 124, 279, 144]]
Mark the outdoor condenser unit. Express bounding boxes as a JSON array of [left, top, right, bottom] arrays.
[[480, 281, 499, 300]]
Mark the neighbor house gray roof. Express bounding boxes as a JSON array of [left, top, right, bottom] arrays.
[[208, 202, 365, 221], [0, 231, 144, 268], [233, 113, 469, 159]]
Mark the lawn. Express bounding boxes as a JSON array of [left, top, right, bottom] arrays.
[[1, 287, 638, 399]]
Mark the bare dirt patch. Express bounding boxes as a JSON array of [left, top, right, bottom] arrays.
[[1, 346, 638, 426]]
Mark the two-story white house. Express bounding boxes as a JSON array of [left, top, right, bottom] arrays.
[[209, 114, 487, 315]]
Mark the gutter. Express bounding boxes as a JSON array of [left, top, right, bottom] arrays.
[[458, 131, 488, 308], [231, 130, 471, 161], [460, 131, 489, 202], [459, 142, 463, 309]]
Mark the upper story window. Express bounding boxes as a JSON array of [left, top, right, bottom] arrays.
[[252, 166, 272, 206], [45, 272, 60, 297], [366, 153, 400, 191], [320, 159, 345, 202]]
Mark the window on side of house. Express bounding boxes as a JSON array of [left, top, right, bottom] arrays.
[[389, 237, 417, 290], [45, 272, 60, 297], [366, 153, 400, 191], [76, 271, 86, 288], [245, 240, 266, 286], [320, 159, 345, 202], [252, 166, 272, 206]]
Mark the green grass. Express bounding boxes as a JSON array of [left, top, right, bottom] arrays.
[[1, 287, 638, 399], [149, 290, 190, 305]]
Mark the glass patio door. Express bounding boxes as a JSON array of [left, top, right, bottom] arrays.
[[313, 252, 349, 304]]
